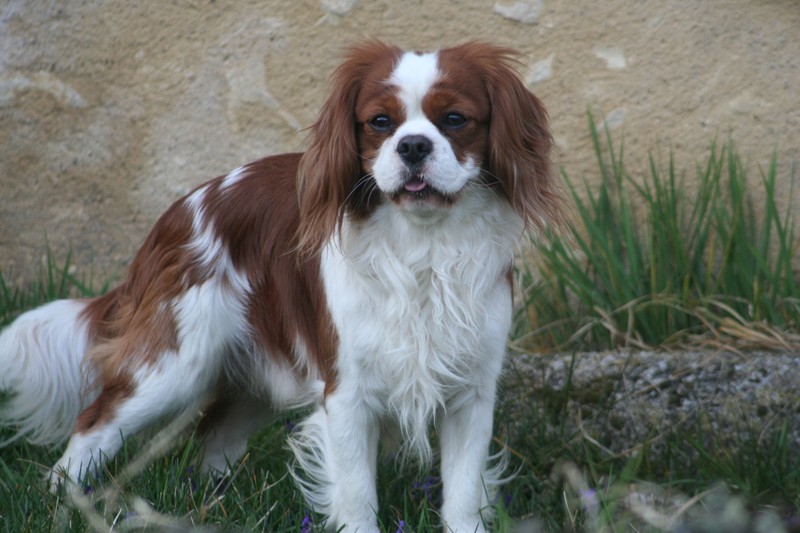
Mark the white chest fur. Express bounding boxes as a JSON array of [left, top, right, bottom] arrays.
[[321, 191, 520, 459]]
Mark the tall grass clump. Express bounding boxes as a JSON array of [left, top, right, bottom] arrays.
[[518, 113, 799, 352]]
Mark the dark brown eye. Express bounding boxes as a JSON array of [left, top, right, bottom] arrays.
[[369, 115, 393, 131], [442, 113, 467, 129]]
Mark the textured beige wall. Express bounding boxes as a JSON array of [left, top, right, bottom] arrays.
[[2, 0, 798, 283]]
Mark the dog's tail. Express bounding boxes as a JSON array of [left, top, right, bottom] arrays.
[[0, 299, 98, 446]]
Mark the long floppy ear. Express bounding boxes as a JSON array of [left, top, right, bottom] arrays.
[[468, 44, 567, 234], [296, 40, 401, 254]]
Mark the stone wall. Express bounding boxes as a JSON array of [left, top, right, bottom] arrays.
[[1, 0, 798, 283]]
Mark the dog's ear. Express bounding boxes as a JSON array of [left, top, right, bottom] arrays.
[[297, 40, 401, 253], [465, 43, 566, 234]]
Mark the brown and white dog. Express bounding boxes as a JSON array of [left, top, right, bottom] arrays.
[[0, 41, 564, 532]]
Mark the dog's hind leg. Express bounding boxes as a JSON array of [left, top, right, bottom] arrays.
[[50, 349, 221, 491], [50, 279, 247, 491]]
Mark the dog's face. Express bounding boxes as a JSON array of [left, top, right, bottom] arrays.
[[297, 40, 565, 248], [356, 49, 490, 217]]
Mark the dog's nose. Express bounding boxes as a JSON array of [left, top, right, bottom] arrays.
[[397, 135, 433, 165]]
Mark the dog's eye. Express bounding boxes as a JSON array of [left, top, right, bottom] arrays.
[[442, 113, 467, 129], [369, 115, 393, 132]]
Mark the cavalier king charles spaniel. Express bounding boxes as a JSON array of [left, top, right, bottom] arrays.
[[0, 40, 565, 532]]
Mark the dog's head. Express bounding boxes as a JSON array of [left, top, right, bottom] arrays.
[[298, 40, 564, 250]]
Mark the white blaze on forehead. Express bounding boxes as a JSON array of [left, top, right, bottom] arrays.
[[389, 51, 440, 119]]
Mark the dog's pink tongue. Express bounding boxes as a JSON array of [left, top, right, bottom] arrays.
[[404, 179, 426, 192]]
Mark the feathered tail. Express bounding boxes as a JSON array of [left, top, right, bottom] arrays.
[[0, 299, 97, 446]]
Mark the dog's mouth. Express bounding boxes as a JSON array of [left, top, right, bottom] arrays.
[[390, 176, 455, 206], [403, 177, 428, 193]]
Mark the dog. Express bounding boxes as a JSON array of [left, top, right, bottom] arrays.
[[0, 40, 564, 532]]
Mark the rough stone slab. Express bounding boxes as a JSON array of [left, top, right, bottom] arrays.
[[500, 350, 800, 458]]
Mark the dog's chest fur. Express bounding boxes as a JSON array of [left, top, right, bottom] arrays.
[[321, 193, 518, 456]]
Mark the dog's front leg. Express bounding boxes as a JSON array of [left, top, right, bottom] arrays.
[[290, 390, 380, 533], [439, 386, 498, 533], [327, 391, 380, 532]]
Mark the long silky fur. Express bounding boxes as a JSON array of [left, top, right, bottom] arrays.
[[0, 299, 98, 445]]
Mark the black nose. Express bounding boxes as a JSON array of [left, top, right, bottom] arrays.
[[397, 135, 433, 165]]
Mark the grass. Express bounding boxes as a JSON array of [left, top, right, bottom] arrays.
[[1, 122, 799, 531], [516, 112, 799, 353], [0, 246, 107, 329]]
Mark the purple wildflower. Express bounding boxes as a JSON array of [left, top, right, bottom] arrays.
[[395, 519, 405, 533], [411, 476, 440, 505], [301, 510, 313, 533], [182, 464, 198, 491], [579, 488, 599, 512]]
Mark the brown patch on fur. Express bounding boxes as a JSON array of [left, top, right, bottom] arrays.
[[74, 201, 197, 429], [438, 42, 568, 234], [74, 377, 135, 433], [206, 155, 339, 386], [81, 197, 195, 381], [74, 220, 185, 430], [353, 72, 405, 171], [297, 40, 403, 254], [421, 76, 491, 169]]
